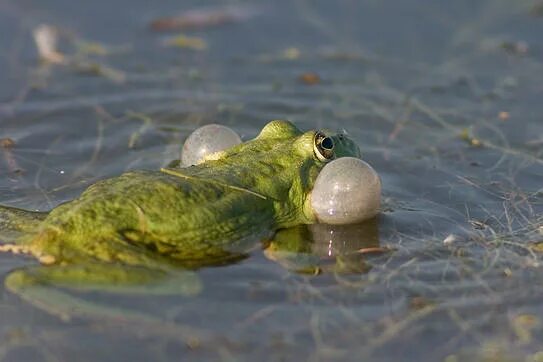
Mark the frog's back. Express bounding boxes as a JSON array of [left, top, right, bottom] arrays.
[[38, 170, 274, 262]]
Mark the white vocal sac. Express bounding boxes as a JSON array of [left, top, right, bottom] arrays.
[[310, 157, 381, 224]]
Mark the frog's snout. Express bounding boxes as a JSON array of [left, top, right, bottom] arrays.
[[332, 133, 362, 159]]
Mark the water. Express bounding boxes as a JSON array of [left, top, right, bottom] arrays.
[[0, 0, 542, 360]]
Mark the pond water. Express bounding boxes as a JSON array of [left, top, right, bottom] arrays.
[[1, 0, 543, 361]]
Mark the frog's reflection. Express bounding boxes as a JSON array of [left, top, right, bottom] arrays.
[[144, 220, 381, 274], [264, 219, 381, 274]]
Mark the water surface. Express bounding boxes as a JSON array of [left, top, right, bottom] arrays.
[[1, 0, 543, 361]]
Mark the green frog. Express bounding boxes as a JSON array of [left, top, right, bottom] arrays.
[[0, 120, 364, 317]]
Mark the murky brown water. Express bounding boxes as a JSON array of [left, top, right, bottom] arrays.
[[0, 0, 542, 361]]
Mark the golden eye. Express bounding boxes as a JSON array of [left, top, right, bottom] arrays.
[[313, 131, 335, 162]]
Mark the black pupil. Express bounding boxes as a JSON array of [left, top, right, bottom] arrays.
[[321, 137, 334, 150]]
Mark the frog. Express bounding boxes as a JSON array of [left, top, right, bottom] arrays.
[[0, 120, 364, 318]]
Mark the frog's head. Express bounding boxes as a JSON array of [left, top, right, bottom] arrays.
[[255, 120, 361, 160], [186, 120, 378, 226]]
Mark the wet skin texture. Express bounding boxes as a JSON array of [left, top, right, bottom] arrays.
[[0, 120, 361, 313]]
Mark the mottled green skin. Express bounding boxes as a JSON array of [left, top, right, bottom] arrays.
[[10, 120, 359, 265], [0, 120, 361, 317]]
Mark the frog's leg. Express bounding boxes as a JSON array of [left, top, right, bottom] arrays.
[[0, 205, 47, 233], [0, 205, 47, 245], [4, 263, 201, 320]]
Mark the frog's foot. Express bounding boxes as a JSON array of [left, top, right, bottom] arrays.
[[0, 243, 31, 255], [4, 263, 201, 321], [0, 243, 57, 264]]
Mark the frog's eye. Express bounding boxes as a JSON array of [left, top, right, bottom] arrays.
[[314, 131, 335, 162]]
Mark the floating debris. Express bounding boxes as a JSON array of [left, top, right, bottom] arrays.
[[469, 219, 487, 230], [501, 40, 529, 56], [355, 246, 394, 255], [73, 61, 126, 83], [32, 24, 65, 64], [299, 72, 321, 85], [0, 138, 15, 149], [460, 128, 482, 147], [283, 47, 301, 60], [150, 6, 260, 31], [126, 111, 154, 149], [0, 138, 23, 175], [162, 34, 207, 50], [498, 111, 510, 121], [31, 24, 126, 83], [529, 241, 543, 253], [75, 41, 130, 57], [75, 40, 109, 56], [511, 314, 540, 345], [409, 296, 435, 311], [442, 234, 457, 245]]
